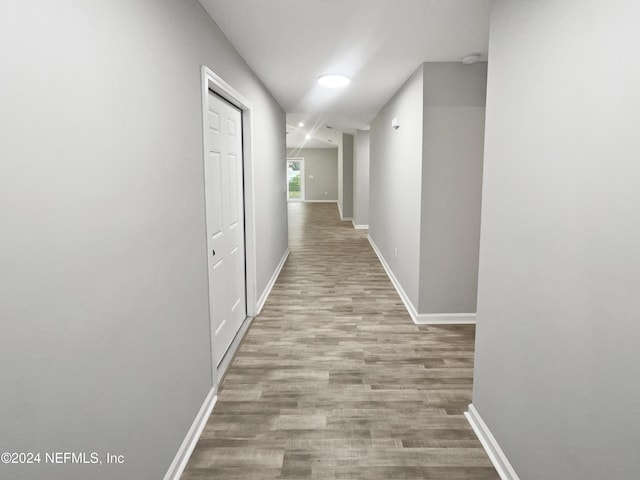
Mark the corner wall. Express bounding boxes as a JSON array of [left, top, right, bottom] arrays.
[[0, 1, 287, 479], [369, 66, 425, 307], [418, 63, 486, 315], [338, 133, 355, 219], [353, 130, 370, 228], [369, 63, 486, 319], [472, 1, 640, 478]]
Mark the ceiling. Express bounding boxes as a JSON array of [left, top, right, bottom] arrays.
[[199, 0, 492, 148]]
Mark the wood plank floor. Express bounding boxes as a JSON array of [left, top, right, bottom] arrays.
[[181, 202, 499, 480]]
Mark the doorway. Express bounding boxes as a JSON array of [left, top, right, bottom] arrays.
[[287, 157, 304, 201], [202, 66, 258, 390]]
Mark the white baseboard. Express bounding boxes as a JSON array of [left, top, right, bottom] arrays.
[[414, 313, 476, 324], [256, 248, 289, 314], [217, 314, 254, 379], [465, 404, 520, 480], [304, 200, 338, 203], [368, 235, 420, 323], [336, 202, 352, 221], [163, 387, 217, 480], [367, 235, 475, 325], [352, 221, 369, 230], [163, 247, 289, 480]]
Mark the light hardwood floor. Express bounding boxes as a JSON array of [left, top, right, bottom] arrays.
[[181, 202, 498, 480]]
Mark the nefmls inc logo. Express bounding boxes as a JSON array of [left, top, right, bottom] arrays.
[[45, 452, 100, 464]]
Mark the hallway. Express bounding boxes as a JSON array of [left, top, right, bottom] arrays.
[[182, 203, 498, 479]]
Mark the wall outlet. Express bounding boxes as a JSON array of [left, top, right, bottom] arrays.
[[394, 248, 398, 258]]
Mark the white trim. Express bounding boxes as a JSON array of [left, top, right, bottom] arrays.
[[201, 66, 259, 389], [256, 249, 289, 314], [163, 387, 217, 480], [367, 235, 475, 325], [368, 235, 420, 323], [352, 221, 369, 230], [217, 315, 254, 379], [414, 313, 476, 324], [304, 200, 338, 203], [465, 404, 521, 480], [337, 201, 352, 221]]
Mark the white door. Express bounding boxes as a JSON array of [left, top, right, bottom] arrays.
[[204, 90, 247, 367]]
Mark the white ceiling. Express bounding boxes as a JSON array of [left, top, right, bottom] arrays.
[[199, 0, 492, 148]]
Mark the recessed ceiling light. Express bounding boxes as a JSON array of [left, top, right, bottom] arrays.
[[318, 74, 350, 88], [305, 134, 311, 139], [298, 122, 304, 127]]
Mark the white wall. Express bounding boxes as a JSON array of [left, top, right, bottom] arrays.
[[287, 148, 338, 201], [418, 63, 486, 314], [369, 66, 424, 306], [353, 130, 370, 228], [472, 1, 640, 478], [0, 1, 286, 479]]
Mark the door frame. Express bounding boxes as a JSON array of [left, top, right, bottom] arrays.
[[286, 157, 305, 201], [201, 66, 257, 391]]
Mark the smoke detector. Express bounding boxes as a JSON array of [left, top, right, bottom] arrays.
[[461, 53, 482, 64]]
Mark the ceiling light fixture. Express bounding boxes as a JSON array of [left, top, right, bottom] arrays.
[[305, 134, 311, 139], [461, 53, 482, 65], [318, 74, 350, 88], [298, 122, 304, 127]]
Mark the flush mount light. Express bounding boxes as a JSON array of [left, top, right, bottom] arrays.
[[305, 134, 311, 139], [461, 53, 482, 64], [318, 74, 350, 88], [298, 122, 304, 127]]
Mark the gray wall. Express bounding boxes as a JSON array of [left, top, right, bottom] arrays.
[[338, 141, 344, 210], [353, 130, 370, 227], [0, 1, 287, 480], [338, 133, 355, 219], [369, 66, 424, 306], [418, 63, 486, 313], [287, 148, 338, 201], [472, 1, 640, 479]]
